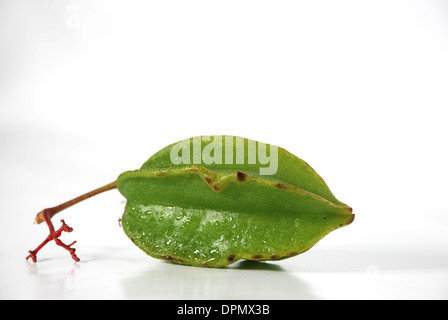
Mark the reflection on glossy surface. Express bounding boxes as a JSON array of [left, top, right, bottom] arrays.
[[12, 244, 448, 299], [18, 246, 316, 299], [120, 260, 316, 300]]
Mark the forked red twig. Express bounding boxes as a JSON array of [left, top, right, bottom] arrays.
[[26, 210, 79, 262]]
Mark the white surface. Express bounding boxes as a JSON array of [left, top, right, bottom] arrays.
[[1, 0, 448, 300]]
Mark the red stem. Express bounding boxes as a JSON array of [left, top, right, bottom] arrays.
[[27, 181, 117, 262]]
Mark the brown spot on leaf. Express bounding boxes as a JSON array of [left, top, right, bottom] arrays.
[[275, 183, 288, 189], [161, 255, 183, 263], [227, 254, 235, 262], [157, 172, 166, 176], [236, 171, 246, 182], [270, 255, 279, 259], [213, 185, 219, 191], [205, 177, 212, 184], [289, 252, 299, 256], [251, 254, 263, 259]]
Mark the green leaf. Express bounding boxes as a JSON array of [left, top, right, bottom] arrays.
[[117, 136, 353, 267]]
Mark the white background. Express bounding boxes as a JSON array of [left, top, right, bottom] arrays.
[[1, 0, 447, 299]]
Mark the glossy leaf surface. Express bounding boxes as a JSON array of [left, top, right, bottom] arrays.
[[117, 136, 353, 267]]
